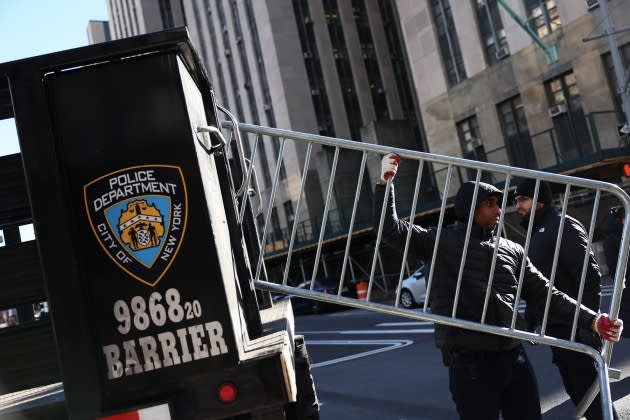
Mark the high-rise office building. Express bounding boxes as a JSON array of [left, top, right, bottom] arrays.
[[87, 20, 112, 44], [106, 0, 185, 39], [94, 0, 630, 280], [98, 0, 430, 269]]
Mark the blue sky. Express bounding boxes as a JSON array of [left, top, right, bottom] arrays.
[[0, 0, 109, 156]]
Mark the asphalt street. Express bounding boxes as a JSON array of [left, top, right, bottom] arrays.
[[298, 281, 630, 420], [0, 283, 628, 419]]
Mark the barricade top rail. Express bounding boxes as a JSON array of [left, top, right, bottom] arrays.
[[197, 118, 630, 420], [220, 121, 630, 196]]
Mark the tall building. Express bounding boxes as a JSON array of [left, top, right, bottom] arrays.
[[396, 0, 630, 196], [87, 20, 112, 44], [106, 0, 185, 38], [98, 0, 432, 281], [93, 0, 630, 282]]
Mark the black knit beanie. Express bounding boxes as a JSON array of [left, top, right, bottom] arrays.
[[514, 179, 553, 205]]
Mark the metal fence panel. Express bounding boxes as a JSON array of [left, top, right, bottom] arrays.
[[197, 118, 630, 420]]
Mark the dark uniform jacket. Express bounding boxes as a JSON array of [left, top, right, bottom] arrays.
[[522, 206, 601, 337], [603, 210, 630, 327], [374, 182, 597, 353]]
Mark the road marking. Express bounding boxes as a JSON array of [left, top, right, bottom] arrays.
[[376, 321, 433, 327], [306, 339, 413, 368], [300, 329, 434, 334]]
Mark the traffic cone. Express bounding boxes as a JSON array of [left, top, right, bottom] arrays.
[[356, 282, 368, 300]]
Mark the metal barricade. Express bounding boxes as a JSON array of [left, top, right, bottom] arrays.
[[198, 116, 630, 420]]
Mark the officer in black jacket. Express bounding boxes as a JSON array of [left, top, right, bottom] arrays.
[[375, 154, 622, 420], [514, 179, 618, 420], [603, 205, 630, 337]]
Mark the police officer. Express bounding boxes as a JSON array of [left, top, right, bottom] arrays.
[[604, 205, 630, 338], [514, 179, 619, 420], [375, 154, 622, 420]]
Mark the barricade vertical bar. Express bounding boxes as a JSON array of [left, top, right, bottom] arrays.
[[395, 160, 425, 308], [577, 357, 613, 420], [610, 203, 630, 318], [299, 258, 306, 281], [218, 106, 248, 197], [573, 190, 605, 418], [220, 127, 240, 211], [510, 175, 540, 329], [514, 180, 542, 331], [349, 256, 357, 283], [310, 146, 340, 290], [238, 133, 260, 224], [254, 138, 286, 284], [540, 184, 571, 336], [452, 170, 482, 318], [599, 203, 630, 379], [482, 174, 512, 324], [377, 251, 387, 292], [282, 142, 313, 286], [371, 176, 394, 302], [338, 152, 368, 295], [571, 190, 601, 341], [423, 165, 454, 311], [598, 362, 614, 420]]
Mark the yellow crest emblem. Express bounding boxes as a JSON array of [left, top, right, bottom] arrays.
[[118, 200, 165, 252]]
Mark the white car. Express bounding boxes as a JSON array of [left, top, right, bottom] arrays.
[[399, 265, 427, 309]]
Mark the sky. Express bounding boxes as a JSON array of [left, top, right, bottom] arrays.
[[0, 0, 109, 157]]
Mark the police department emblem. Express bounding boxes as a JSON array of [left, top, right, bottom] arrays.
[[84, 165, 188, 286]]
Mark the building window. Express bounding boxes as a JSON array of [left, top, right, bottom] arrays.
[[270, 207, 283, 244], [216, 0, 269, 186], [524, 0, 561, 38], [256, 213, 265, 241], [204, 1, 228, 105], [192, 1, 211, 88], [323, 0, 362, 140], [430, 0, 467, 87], [293, 0, 336, 137], [457, 116, 489, 181], [378, 0, 432, 157], [457, 116, 484, 159], [544, 71, 593, 161], [158, 0, 174, 28], [283, 200, 295, 225], [244, 0, 287, 179], [497, 96, 536, 169], [229, 0, 254, 162], [475, 0, 508, 65], [602, 42, 630, 121], [353, 0, 389, 120]]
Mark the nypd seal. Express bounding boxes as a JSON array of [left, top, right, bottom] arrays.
[[84, 165, 188, 286]]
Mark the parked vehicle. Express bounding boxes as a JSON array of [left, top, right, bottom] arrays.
[[275, 279, 356, 314], [399, 265, 427, 309]]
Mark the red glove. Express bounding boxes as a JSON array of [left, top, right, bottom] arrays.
[[592, 313, 623, 342], [380, 153, 401, 183]]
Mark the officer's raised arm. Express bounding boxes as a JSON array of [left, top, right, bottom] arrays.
[[373, 153, 434, 261]]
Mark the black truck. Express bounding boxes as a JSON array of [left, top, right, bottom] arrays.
[[0, 28, 317, 419]]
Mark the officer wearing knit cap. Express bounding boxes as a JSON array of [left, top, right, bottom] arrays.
[[514, 179, 617, 420], [513, 179, 553, 220]]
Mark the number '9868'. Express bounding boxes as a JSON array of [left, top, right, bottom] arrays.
[[113, 288, 202, 335]]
